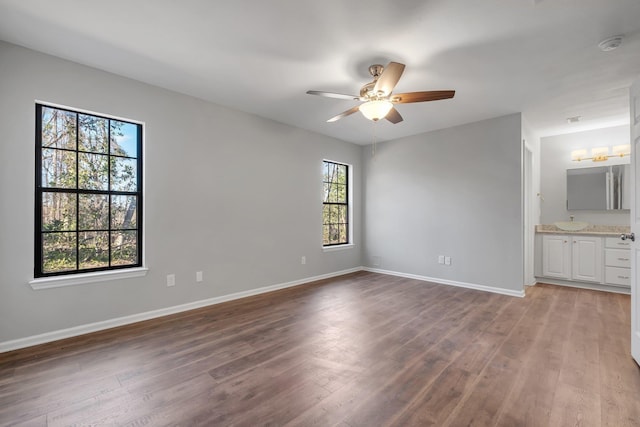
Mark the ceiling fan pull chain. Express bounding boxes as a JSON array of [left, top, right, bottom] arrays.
[[372, 120, 378, 158]]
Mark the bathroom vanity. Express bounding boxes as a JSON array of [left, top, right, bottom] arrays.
[[535, 224, 631, 293]]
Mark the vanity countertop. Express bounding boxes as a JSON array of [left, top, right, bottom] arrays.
[[536, 224, 630, 237]]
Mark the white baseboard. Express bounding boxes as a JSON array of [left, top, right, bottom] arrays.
[[363, 267, 526, 298], [0, 267, 363, 353], [534, 277, 631, 295]]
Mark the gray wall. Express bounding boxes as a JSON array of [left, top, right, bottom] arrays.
[[0, 42, 362, 343], [0, 41, 529, 346], [539, 125, 630, 226], [362, 114, 524, 293]]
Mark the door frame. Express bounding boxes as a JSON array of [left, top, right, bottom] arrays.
[[523, 141, 536, 286], [630, 78, 640, 365]]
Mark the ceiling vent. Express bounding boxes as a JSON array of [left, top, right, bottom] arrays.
[[598, 35, 624, 51]]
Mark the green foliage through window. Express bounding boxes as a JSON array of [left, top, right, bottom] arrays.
[[323, 161, 349, 246], [35, 104, 143, 277]]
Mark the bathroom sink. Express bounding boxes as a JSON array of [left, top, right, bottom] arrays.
[[554, 221, 589, 231]]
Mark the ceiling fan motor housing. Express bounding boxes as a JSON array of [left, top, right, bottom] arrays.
[[360, 65, 386, 99], [360, 81, 376, 98], [368, 64, 384, 78]]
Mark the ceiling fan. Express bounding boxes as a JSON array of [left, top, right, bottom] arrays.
[[306, 62, 455, 124]]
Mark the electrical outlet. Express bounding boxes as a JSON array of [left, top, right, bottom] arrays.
[[445, 256, 451, 266], [167, 274, 176, 287], [438, 255, 445, 264], [196, 271, 203, 282], [301, 256, 306, 265]]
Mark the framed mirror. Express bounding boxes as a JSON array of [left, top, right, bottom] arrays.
[[567, 164, 629, 210]]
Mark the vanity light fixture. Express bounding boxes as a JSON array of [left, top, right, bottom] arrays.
[[570, 144, 631, 162], [591, 146, 610, 162], [613, 144, 631, 157], [571, 149, 588, 161]]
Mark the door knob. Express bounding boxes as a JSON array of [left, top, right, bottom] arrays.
[[621, 232, 635, 242]]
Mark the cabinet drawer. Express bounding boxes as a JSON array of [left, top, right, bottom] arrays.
[[605, 237, 630, 249], [605, 249, 631, 268], [605, 266, 631, 287]]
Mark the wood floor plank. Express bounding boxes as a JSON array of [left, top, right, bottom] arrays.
[[441, 354, 521, 426], [600, 385, 640, 427], [47, 373, 218, 426], [393, 365, 478, 426], [0, 273, 638, 427], [341, 347, 454, 426], [0, 374, 121, 425], [599, 350, 640, 393], [494, 287, 565, 427], [548, 382, 601, 427], [285, 356, 413, 427], [496, 349, 562, 427]]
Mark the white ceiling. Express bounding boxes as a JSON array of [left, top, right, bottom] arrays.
[[1, 0, 639, 144]]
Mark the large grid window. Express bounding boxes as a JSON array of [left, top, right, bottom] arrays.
[[323, 160, 349, 246], [35, 104, 143, 277]]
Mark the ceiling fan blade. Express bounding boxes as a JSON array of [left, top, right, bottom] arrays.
[[391, 90, 455, 103], [306, 90, 360, 101], [373, 62, 405, 96], [327, 105, 361, 122], [385, 107, 403, 124]]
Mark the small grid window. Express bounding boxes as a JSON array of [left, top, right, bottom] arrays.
[[35, 104, 143, 277], [323, 160, 349, 246]]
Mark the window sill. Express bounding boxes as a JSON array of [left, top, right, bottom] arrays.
[[322, 243, 354, 253], [29, 267, 149, 290]]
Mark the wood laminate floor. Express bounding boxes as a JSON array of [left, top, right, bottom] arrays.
[[1, 272, 639, 426]]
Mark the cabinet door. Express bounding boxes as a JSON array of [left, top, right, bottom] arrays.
[[542, 235, 570, 279], [572, 236, 603, 283]]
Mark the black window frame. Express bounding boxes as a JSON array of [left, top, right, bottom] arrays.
[[34, 103, 143, 278], [322, 160, 350, 246]]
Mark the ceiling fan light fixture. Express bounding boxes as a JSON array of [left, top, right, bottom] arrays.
[[359, 100, 393, 121]]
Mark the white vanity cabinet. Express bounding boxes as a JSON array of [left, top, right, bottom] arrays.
[[571, 236, 602, 283], [542, 235, 571, 279], [604, 237, 631, 288], [541, 234, 603, 283]]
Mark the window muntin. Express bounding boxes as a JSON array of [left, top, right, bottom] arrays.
[[323, 160, 349, 246], [35, 104, 143, 277]]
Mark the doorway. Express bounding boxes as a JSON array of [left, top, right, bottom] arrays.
[[524, 142, 535, 286]]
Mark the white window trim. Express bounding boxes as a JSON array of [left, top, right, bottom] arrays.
[[29, 267, 149, 290], [33, 100, 147, 288], [322, 243, 354, 252], [322, 158, 354, 249]]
